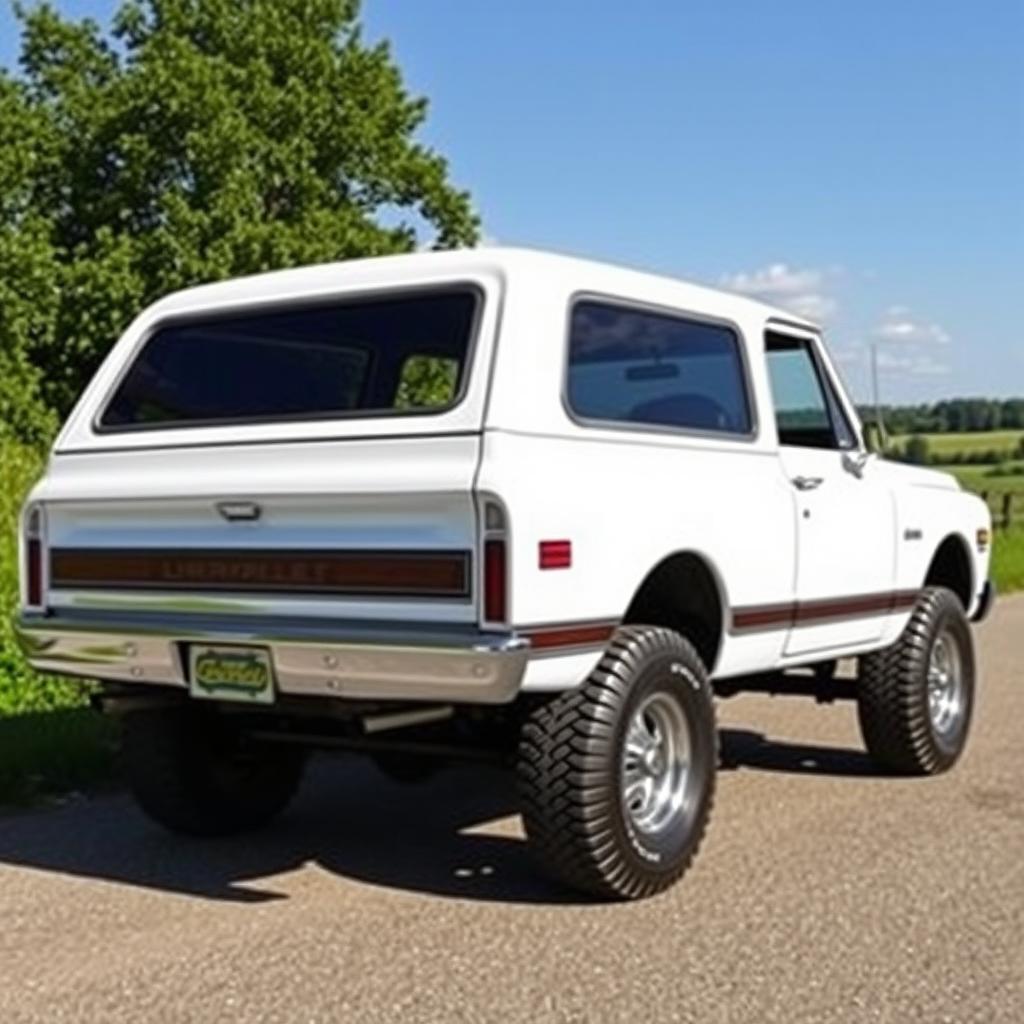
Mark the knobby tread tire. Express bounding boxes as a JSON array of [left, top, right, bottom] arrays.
[[517, 626, 717, 901], [121, 708, 306, 837], [857, 586, 975, 775]]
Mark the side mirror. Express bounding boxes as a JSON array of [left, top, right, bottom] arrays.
[[862, 422, 884, 455]]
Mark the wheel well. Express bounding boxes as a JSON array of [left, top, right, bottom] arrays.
[[622, 553, 724, 672], [924, 535, 972, 610]]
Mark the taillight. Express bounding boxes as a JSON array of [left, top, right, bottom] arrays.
[[480, 499, 509, 625], [23, 504, 45, 609], [484, 538, 507, 623]]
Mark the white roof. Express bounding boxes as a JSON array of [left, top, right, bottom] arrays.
[[145, 245, 819, 332]]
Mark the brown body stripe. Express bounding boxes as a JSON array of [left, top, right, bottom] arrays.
[[521, 622, 618, 651], [731, 589, 920, 634], [521, 590, 920, 652]]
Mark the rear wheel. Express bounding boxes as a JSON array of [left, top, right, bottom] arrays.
[[121, 706, 305, 836], [857, 586, 975, 774], [517, 626, 717, 900], [372, 752, 444, 785]]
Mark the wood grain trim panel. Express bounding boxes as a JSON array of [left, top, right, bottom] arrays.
[[49, 548, 472, 599]]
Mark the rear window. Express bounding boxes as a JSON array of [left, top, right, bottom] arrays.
[[99, 289, 479, 430], [566, 301, 753, 436]]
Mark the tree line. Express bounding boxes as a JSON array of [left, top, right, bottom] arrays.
[[858, 399, 1024, 435]]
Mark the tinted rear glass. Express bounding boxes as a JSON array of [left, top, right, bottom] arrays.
[[99, 289, 478, 430], [566, 301, 752, 435]]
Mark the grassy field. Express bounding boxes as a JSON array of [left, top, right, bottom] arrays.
[[893, 429, 1023, 459], [991, 528, 1024, 594], [947, 464, 1024, 490]]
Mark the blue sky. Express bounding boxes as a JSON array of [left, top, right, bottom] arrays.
[[2, 1, 1022, 403]]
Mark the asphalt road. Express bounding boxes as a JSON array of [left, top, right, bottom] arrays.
[[1, 599, 1021, 1024]]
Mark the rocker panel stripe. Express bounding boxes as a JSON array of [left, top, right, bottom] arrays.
[[731, 589, 919, 634]]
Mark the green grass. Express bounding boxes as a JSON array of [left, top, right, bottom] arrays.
[[2, 435, 111, 806], [947, 464, 1024, 493], [893, 429, 1023, 459], [1, 435, 90, 715], [991, 528, 1024, 595], [0, 708, 117, 806]]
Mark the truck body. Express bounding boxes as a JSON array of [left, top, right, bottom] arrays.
[[16, 248, 993, 899]]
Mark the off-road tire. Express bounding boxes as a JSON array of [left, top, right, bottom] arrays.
[[517, 626, 717, 900], [121, 707, 305, 836], [857, 586, 975, 775]]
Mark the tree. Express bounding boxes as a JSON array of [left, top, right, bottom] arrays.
[[1, 0, 479, 424], [0, 73, 60, 443], [904, 434, 930, 466]]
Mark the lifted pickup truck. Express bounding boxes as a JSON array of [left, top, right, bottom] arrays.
[[17, 248, 993, 900]]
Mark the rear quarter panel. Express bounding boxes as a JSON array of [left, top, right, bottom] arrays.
[[480, 265, 801, 681]]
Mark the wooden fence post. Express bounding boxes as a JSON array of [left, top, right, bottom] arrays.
[[1002, 491, 1013, 530]]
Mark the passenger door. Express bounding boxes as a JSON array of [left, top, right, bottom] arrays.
[[765, 330, 896, 656]]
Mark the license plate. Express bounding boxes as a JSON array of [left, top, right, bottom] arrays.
[[189, 644, 275, 704]]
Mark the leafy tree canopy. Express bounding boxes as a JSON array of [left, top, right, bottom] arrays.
[[0, 0, 479, 431]]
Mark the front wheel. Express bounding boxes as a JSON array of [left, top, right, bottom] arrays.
[[517, 626, 717, 900], [857, 586, 975, 775]]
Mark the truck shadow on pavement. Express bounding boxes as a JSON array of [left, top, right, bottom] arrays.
[[0, 730, 886, 906], [719, 728, 884, 777]]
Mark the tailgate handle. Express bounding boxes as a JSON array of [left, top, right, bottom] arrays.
[[216, 501, 262, 522]]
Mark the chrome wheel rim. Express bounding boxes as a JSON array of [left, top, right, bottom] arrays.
[[621, 692, 692, 835], [927, 628, 965, 741]]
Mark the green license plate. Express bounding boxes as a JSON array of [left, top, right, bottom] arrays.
[[189, 644, 275, 704]]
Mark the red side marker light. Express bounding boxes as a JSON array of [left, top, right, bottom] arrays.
[[539, 539, 572, 570]]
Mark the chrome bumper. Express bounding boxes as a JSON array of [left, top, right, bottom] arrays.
[[15, 611, 530, 705]]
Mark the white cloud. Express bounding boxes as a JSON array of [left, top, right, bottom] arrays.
[[868, 305, 952, 377], [719, 263, 837, 322], [875, 351, 950, 376], [873, 306, 950, 345]]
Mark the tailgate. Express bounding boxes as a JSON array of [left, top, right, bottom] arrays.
[[34, 435, 483, 626]]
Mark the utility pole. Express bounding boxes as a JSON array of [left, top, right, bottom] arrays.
[[871, 343, 886, 443]]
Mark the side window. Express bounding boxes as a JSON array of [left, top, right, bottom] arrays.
[[765, 332, 856, 449], [566, 301, 753, 436]]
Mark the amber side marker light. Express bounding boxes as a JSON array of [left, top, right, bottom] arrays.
[[976, 528, 990, 553]]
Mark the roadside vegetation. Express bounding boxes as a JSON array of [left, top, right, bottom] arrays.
[[0, 0, 480, 804], [990, 529, 1024, 594], [1, 436, 118, 805]]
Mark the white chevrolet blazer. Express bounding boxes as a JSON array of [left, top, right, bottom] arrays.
[[17, 248, 994, 899]]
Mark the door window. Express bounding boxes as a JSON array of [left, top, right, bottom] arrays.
[[765, 332, 855, 449]]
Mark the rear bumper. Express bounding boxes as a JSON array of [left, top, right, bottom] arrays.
[[14, 610, 530, 705], [971, 579, 996, 624]]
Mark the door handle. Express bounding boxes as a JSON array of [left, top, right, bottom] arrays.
[[792, 475, 824, 491]]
